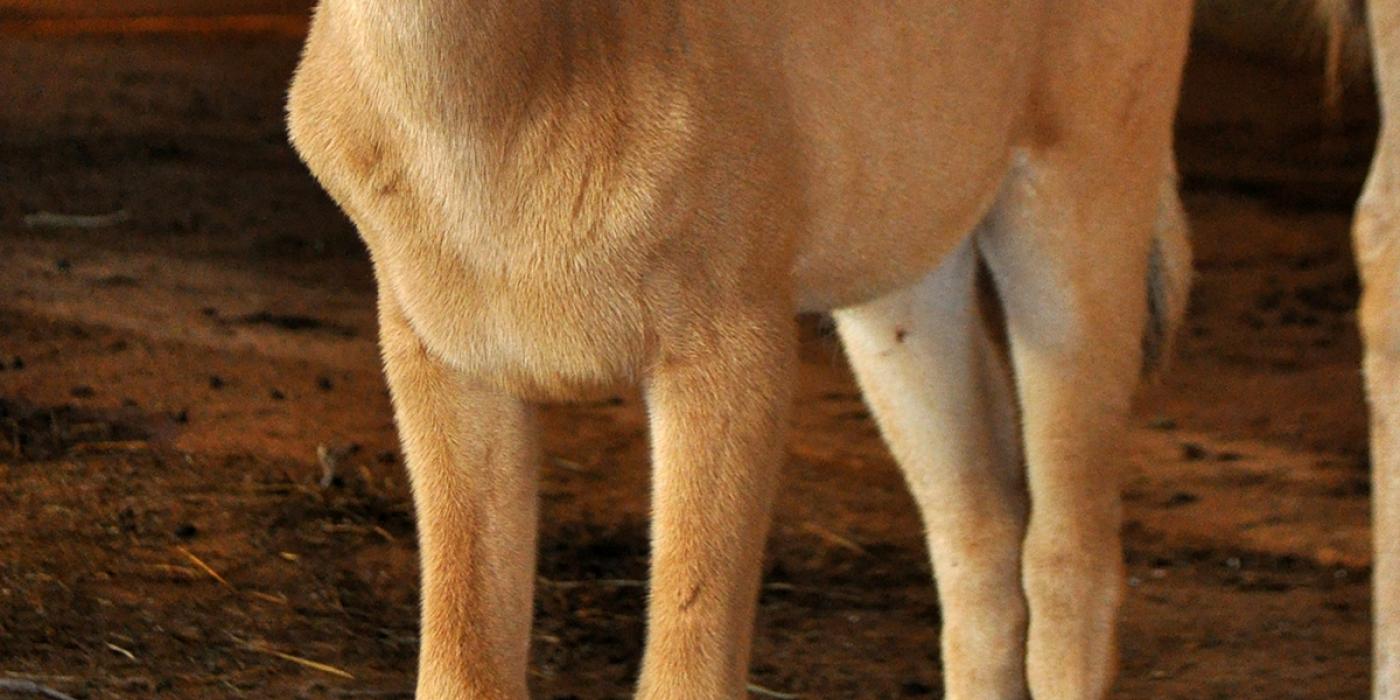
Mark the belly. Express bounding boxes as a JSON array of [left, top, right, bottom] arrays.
[[778, 0, 1030, 310]]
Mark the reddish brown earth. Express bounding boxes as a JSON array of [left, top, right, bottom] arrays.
[[0, 22, 1382, 700]]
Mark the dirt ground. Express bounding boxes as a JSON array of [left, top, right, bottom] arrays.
[[0, 19, 1384, 700]]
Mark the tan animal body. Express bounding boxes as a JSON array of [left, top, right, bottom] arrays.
[[287, 2, 1194, 698]]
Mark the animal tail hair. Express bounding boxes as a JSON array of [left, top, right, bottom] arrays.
[[1142, 174, 1193, 378]]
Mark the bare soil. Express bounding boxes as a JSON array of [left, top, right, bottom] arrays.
[[0, 24, 1382, 699]]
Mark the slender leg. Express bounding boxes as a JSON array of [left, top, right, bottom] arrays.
[[1357, 129, 1400, 700], [834, 238, 1028, 699], [1363, 4, 1400, 695], [378, 292, 541, 700], [1360, 195, 1400, 699], [979, 155, 1160, 699], [635, 311, 795, 700], [834, 238, 1024, 697]]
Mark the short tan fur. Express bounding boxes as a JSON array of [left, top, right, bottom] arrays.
[[287, 3, 1194, 698]]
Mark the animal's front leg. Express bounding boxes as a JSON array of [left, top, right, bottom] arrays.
[[636, 312, 795, 700], [378, 294, 540, 700]]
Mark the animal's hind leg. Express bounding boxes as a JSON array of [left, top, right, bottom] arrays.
[[979, 153, 1163, 699], [835, 237, 1029, 700]]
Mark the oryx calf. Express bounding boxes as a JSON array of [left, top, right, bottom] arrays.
[[286, 2, 1194, 697]]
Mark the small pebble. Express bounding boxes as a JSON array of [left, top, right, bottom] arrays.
[[1165, 491, 1199, 507], [1180, 442, 1208, 461]]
